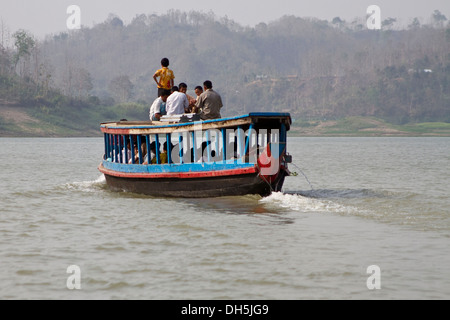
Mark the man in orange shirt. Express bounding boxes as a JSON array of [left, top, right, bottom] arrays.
[[153, 58, 175, 97]]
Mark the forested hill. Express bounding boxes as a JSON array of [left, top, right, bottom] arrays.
[[2, 10, 450, 126]]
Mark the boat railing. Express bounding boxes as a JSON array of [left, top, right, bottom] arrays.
[[102, 124, 288, 168]]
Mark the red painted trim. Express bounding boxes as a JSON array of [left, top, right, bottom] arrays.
[[101, 128, 131, 135], [98, 164, 259, 179]]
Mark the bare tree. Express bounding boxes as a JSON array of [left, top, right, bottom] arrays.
[[109, 75, 134, 103]]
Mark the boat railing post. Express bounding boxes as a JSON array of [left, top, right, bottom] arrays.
[[167, 133, 172, 164], [137, 135, 143, 164], [221, 128, 226, 163], [155, 134, 161, 164]]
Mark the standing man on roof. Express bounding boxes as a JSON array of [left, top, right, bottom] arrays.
[[195, 80, 223, 120], [153, 58, 175, 97]]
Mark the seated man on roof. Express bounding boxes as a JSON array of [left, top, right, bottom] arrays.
[[149, 90, 170, 121], [166, 86, 189, 116], [178, 82, 197, 113], [194, 80, 223, 120]]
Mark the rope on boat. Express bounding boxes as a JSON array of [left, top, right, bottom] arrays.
[[290, 163, 314, 191], [259, 170, 274, 193]]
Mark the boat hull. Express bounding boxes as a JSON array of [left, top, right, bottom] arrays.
[[99, 164, 287, 198]]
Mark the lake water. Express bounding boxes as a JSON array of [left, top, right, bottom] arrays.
[[0, 137, 449, 300]]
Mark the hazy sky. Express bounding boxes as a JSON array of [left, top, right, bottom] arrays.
[[1, 0, 449, 38]]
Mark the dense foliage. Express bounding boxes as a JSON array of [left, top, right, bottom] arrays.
[[1, 10, 449, 126]]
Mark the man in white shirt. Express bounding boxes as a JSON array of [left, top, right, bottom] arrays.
[[149, 90, 170, 121], [166, 86, 189, 116]]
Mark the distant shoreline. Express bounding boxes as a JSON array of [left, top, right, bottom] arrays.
[[289, 117, 450, 137], [1, 106, 449, 138]]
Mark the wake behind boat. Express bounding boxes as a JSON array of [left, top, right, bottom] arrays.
[[98, 113, 292, 198]]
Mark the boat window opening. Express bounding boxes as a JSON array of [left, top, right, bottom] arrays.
[[104, 134, 108, 161], [244, 124, 254, 162], [111, 134, 115, 162], [205, 129, 211, 163], [221, 129, 226, 162], [117, 135, 123, 163], [153, 134, 159, 164], [214, 130, 220, 161], [142, 134, 165, 165], [111, 134, 114, 161], [166, 133, 172, 164], [145, 135, 151, 165], [113, 134, 117, 163], [121, 136, 126, 163], [178, 133, 183, 164], [104, 133, 109, 161], [109, 134, 113, 161], [118, 135, 123, 164], [126, 135, 131, 164], [192, 131, 198, 163], [225, 129, 238, 163]]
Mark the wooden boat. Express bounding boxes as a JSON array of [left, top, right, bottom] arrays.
[[98, 113, 292, 198]]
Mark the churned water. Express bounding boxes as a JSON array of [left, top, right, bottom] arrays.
[[0, 137, 449, 300]]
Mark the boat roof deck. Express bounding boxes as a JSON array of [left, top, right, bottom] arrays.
[[101, 113, 291, 134]]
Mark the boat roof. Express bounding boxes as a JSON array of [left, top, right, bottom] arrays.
[[101, 112, 291, 134]]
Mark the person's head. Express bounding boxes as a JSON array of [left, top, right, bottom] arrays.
[[163, 141, 172, 152], [171, 86, 179, 93], [161, 58, 169, 67], [195, 86, 203, 96], [179, 83, 187, 94], [141, 142, 147, 156], [161, 90, 170, 102], [203, 80, 213, 90], [150, 141, 157, 153]]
